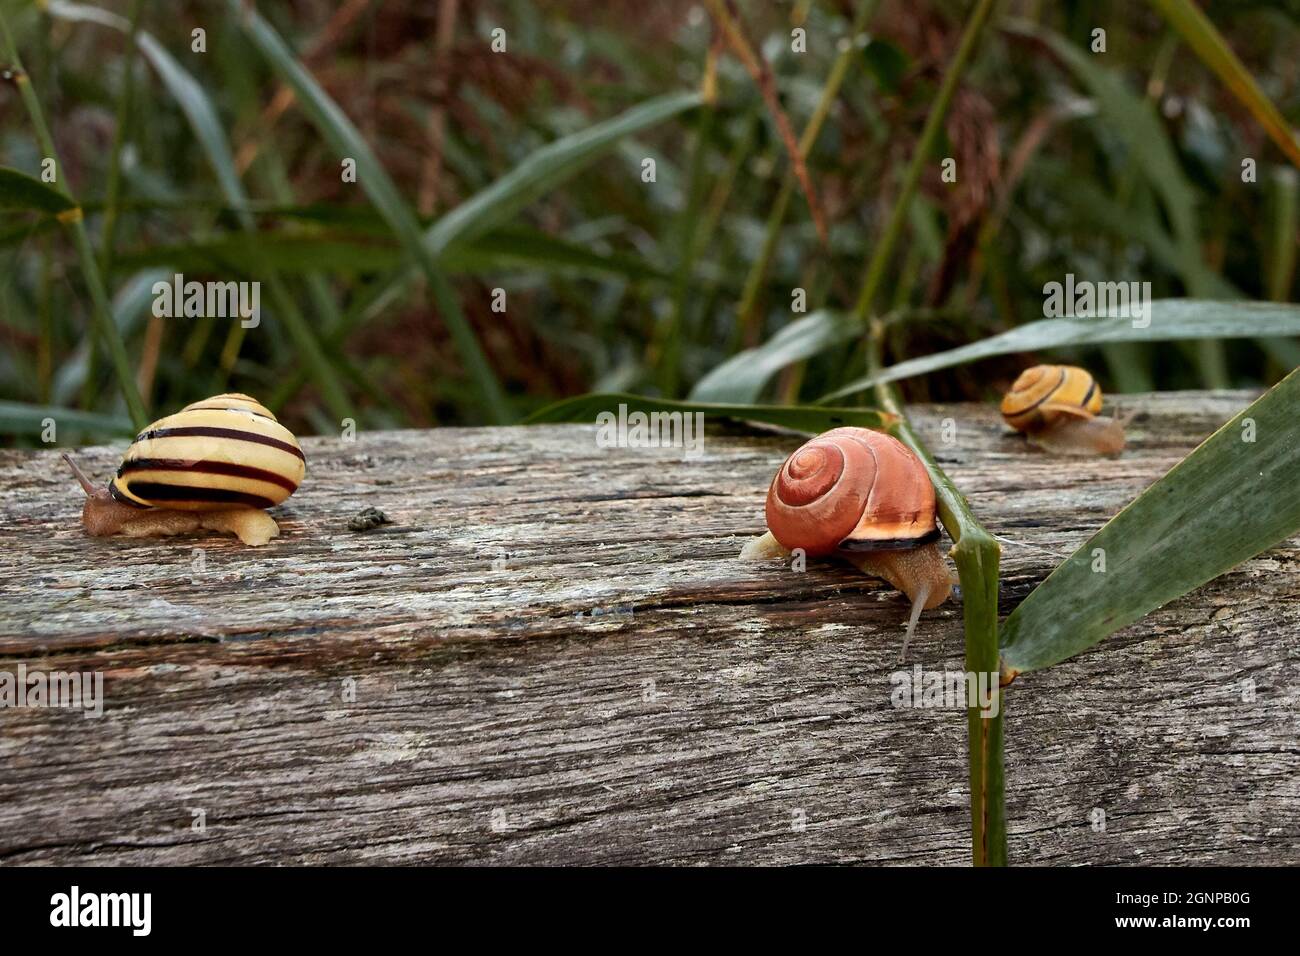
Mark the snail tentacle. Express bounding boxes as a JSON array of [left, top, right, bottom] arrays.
[[62, 454, 98, 497], [902, 581, 932, 662]]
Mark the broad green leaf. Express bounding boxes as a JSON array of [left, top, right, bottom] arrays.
[[341, 90, 704, 330], [821, 300, 1300, 400], [228, 0, 511, 422], [0, 166, 76, 214], [1148, 0, 1300, 169], [525, 392, 895, 434], [1000, 366, 1300, 675], [690, 310, 862, 403], [0, 401, 133, 437]]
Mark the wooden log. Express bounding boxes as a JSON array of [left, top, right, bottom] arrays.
[[0, 391, 1295, 865]]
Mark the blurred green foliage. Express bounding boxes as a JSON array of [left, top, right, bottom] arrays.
[[0, 0, 1297, 443]]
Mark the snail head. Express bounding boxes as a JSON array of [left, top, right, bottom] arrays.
[[63, 454, 138, 536]]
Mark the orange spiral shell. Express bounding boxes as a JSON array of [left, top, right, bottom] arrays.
[[764, 427, 939, 557], [1000, 364, 1102, 433]]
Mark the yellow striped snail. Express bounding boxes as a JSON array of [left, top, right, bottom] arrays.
[[62, 393, 306, 547], [741, 427, 952, 656], [1000, 365, 1125, 456]]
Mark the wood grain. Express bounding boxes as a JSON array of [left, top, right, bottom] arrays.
[[0, 391, 1295, 865]]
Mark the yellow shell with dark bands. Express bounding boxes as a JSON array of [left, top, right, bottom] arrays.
[[1001, 365, 1102, 433], [109, 393, 306, 511]]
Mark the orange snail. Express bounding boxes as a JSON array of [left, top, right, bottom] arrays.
[[1000, 365, 1125, 456], [740, 427, 952, 655], [62, 393, 306, 547]]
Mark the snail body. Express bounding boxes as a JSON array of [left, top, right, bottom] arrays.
[[64, 393, 305, 546], [1000, 364, 1125, 456], [740, 427, 952, 655]]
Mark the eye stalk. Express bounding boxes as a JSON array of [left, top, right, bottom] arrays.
[[62, 454, 102, 498]]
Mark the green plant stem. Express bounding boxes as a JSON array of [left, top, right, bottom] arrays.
[[38, 231, 54, 403], [1147, 0, 1300, 170], [0, 10, 148, 430], [658, 95, 715, 396], [865, 324, 1005, 866], [847, 0, 1006, 855], [735, 0, 881, 345], [1268, 168, 1297, 302], [850, 0, 996, 324], [229, 0, 511, 424], [98, 0, 144, 278]]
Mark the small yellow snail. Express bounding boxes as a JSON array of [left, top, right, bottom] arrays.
[[1000, 364, 1125, 456], [63, 393, 305, 547], [740, 427, 952, 655]]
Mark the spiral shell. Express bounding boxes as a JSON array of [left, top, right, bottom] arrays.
[[1000, 365, 1102, 433], [109, 393, 306, 511], [764, 427, 938, 557]]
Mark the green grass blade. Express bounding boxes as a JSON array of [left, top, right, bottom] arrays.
[[1010, 21, 1203, 279], [97, 0, 144, 279], [47, 3, 250, 216], [872, 389, 1004, 866], [733, 0, 881, 346], [119, 228, 669, 282], [267, 90, 704, 410], [339, 90, 704, 332], [691, 310, 862, 402], [429, 91, 705, 254], [0, 400, 134, 438], [1268, 169, 1298, 302], [1008, 19, 1230, 387], [0, 165, 76, 214], [1000, 367, 1300, 676], [229, 0, 512, 422], [0, 10, 148, 431], [49, 0, 354, 421], [851, 0, 996, 322], [525, 393, 894, 433], [1148, 0, 1300, 169], [52, 268, 167, 406], [822, 300, 1300, 400]]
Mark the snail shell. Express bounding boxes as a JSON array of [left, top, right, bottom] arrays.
[[110, 393, 305, 511], [765, 427, 938, 558], [1000, 364, 1101, 433]]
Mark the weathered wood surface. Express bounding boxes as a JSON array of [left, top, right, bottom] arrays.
[[0, 391, 1296, 865]]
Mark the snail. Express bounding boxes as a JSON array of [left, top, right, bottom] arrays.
[[1000, 364, 1125, 456], [62, 393, 306, 547], [740, 427, 952, 656]]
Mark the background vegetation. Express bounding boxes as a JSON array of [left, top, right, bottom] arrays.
[[4, 0, 1298, 867], [1, 0, 1297, 441]]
